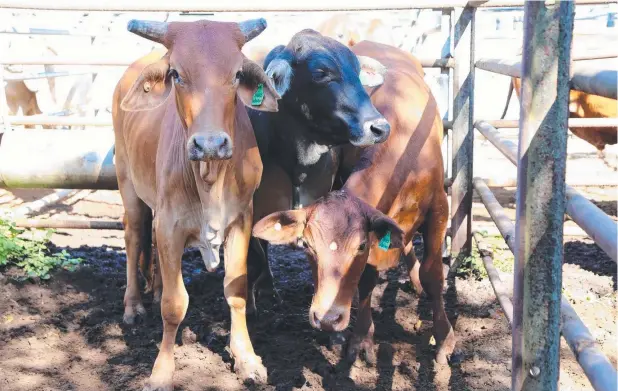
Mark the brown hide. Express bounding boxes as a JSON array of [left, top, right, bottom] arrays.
[[511, 77, 617, 150], [112, 19, 278, 389], [317, 14, 396, 47], [4, 80, 43, 129]]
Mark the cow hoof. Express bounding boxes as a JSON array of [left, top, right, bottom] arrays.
[[346, 335, 376, 366], [123, 303, 147, 325], [142, 377, 173, 391], [435, 329, 456, 365], [234, 354, 267, 384]]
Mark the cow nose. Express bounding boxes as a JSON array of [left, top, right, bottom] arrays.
[[187, 131, 232, 161], [310, 308, 345, 332], [364, 117, 391, 143]]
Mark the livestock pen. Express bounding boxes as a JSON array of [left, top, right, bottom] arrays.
[[0, 1, 616, 391]]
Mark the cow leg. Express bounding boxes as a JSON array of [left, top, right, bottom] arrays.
[[151, 223, 163, 304], [403, 241, 423, 295], [345, 264, 378, 365], [420, 194, 455, 365], [224, 210, 267, 383], [144, 215, 188, 391], [119, 186, 152, 325]]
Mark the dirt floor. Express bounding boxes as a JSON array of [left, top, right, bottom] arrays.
[[0, 136, 616, 391]]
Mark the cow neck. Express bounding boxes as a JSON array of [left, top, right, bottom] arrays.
[[272, 109, 331, 189]]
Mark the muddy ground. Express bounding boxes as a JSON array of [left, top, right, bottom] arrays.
[[1, 178, 615, 391]]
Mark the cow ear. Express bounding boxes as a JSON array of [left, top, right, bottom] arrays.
[[238, 57, 280, 112], [265, 53, 293, 97], [253, 209, 307, 245], [121, 56, 172, 112], [364, 206, 404, 250], [357, 55, 387, 88]]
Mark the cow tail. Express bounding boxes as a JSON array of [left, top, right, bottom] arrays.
[[500, 81, 514, 120]]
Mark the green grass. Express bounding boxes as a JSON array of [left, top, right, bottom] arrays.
[[0, 216, 81, 280]]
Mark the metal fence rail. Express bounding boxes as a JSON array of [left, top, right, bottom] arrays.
[[475, 58, 618, 99], [0, 0, 613, 11], [475, 120, 618, 263], [472, 177, 617, 391]]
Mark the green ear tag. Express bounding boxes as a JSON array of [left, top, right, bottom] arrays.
[[378, 230, 391, 250], [251, 83, 264, 106]]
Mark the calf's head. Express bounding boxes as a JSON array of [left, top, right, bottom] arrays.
[[253, 191, 403, 332], [264, 29, 390, 147], [121, 19, 279, 161]]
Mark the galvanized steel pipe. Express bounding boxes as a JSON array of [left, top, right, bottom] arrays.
[[475, 58, 618, 100], [0, 129, 117, 189], [0, 0, 612, 11], [475, 120, 618, 263], [483, 118, 618, 129]]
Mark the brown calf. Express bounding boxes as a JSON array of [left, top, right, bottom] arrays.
[[112, 18, 279, 390], [253, 41, 455, 365]]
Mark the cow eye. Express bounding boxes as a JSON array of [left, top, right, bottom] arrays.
[[235, 70, 243, 84], [169, 69, 183, 85], [358, 241, 367, 252], [312, 69, 329, 83]]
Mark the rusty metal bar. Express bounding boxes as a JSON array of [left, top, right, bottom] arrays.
[[473, 177, 516, 250], [475, 58, 617, 100], [0, 129, 117, 189], [475, 121, 618, 263], [2, 116, 112, 127], [482, 118, 618, 129], [14, 218, 123, 230], [0, 0, 612, 11], [472, 231, 513, 326], [450, 6, 475, 257], [560, 297, 618, 391], [512, 2, 574, 390]]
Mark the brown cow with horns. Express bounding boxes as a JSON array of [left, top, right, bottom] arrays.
[[112, 18, 279, 390], [253, 41, 455, 365]]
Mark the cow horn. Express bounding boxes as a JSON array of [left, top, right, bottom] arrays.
[[238, 18, 267, 43], [127, 19, 168, 45]]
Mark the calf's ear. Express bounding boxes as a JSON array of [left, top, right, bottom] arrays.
[[238, 57, 280, 112], [253, 209, 307, 245], [357, 55, 387, 88], [121, 55, 172, 111], [363, 206, 404, 250]]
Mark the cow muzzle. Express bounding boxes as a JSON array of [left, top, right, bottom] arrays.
[[350, 116, 391, 147], [309, 304, 349, 332], [187, 131, 232, 161]]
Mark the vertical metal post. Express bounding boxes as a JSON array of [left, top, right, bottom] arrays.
[[512, 2, 574, 391], [450, 6, 475, 257]]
